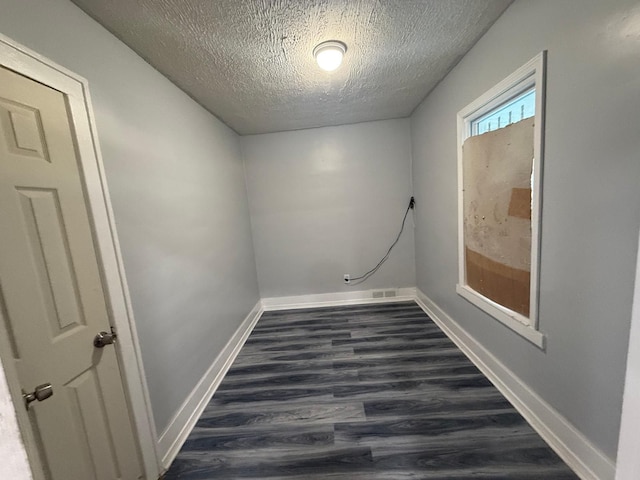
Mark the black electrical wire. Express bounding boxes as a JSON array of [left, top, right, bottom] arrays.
[[348, 196, 415, 286]]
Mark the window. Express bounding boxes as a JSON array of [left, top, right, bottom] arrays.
[[471, 88, 535, 136], [456, 52, 547, 348]]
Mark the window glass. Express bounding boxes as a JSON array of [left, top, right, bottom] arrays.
[[471, 89, 535, 136]]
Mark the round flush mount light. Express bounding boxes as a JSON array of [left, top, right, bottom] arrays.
[[313, 41, 347, 72]]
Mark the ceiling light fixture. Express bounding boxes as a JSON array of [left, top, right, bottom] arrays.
[[313, 41, 347, 72]]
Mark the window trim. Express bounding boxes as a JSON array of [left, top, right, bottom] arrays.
[[456, 52, 547, 349]]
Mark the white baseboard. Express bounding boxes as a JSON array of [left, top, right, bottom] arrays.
[[261, 287, 417, 311], [414, 289, 615, 480], [156, 300, 264, 471]]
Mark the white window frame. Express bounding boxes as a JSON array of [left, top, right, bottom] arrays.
[[456, 52, 547, 348]]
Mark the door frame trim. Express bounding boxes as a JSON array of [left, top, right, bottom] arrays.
[[615, 224, 640, 479], [0, 33, 160, 479]]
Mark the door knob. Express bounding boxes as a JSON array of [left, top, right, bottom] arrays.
[[23, 383, 53, 410], [93, 330, 117, 348]]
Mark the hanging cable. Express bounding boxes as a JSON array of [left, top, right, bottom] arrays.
[[348, 196, 415, 286]]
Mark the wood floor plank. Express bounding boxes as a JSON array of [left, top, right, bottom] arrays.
[[195, 401, 366, 428], [163, 301, 577, 479]]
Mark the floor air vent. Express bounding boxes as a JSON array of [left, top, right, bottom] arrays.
[[372, 289, 398, 299]]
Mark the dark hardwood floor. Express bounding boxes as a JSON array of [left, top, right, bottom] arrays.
[[164, 302, 578, 479]]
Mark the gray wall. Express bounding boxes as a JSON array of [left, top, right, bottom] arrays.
[[0, 0, 260, 433], [410, 0, 640, 459], [242, 119, 416, 298]]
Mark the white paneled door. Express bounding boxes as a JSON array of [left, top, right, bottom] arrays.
[[0, 65, 144, 479]]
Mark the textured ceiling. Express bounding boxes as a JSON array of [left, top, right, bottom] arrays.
[[71, 0, 513, 135]]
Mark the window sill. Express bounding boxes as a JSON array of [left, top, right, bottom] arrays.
[[456, 284, 545, 349]]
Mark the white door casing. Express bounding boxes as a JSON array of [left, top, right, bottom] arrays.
[[615, 225, 640, 480], [0, 35, 159, 479]]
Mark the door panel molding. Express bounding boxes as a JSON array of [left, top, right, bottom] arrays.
[[0, 33, 159, 479]]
